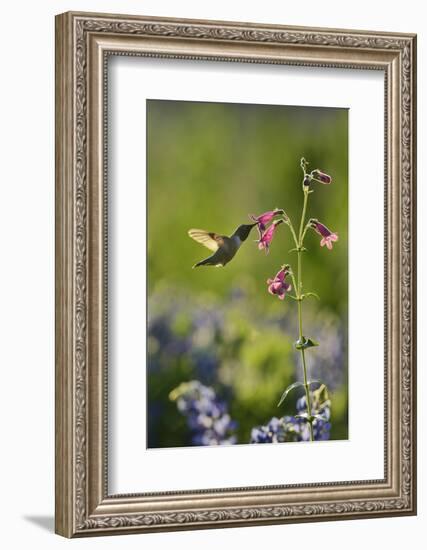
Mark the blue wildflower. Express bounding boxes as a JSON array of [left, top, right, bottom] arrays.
[[250, 385, 331, 443], [170, 381, 237, 446], [250, 417, 286, 443]]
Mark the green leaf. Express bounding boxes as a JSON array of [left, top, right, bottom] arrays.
[[304, 292, 320, 300], [312, 384, 331, 405], [277, 382, 305, 407], [278, 380, 324, 407], [305, 337, 319, 349], [294, 337, 319, 350]]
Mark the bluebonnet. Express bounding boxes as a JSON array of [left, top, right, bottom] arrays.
[[171, 380, 331, 445], [295, 388, 331, 441], [170, 381, 237, 446], [250, 417, 287, 443], [250, 385, 331, 443]]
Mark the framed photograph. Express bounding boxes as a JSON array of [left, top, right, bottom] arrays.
[[55, 11, 417, 537]]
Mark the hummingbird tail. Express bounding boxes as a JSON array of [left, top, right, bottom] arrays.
[[193, 259, 208, 268], [193, 257, 221, 268]]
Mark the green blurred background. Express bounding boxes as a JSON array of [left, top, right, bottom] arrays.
[[147, 99, 348, 447]]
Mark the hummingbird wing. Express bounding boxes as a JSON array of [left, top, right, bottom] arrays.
[[188, 229, 227, 252]]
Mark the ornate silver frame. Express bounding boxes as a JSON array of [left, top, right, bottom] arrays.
[[55, 11, 417, 537]]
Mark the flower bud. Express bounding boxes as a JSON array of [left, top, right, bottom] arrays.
[[311, 169, 332, 184]]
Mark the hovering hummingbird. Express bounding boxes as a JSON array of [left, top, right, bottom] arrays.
[[188, 223, 256, 268]]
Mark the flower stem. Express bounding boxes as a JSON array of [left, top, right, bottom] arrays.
[[285, 215, 299, 249], [289, 271, 298, 300], [296, 188, 314, 442], [298, 189, 309, 244]]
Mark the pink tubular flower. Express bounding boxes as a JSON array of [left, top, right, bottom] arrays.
[[249, 208, 284, 238], [257, 219, 283, 253], [267, 266, 292, 300], [310, 219, 338, 250], [311, 169, 332, 184]]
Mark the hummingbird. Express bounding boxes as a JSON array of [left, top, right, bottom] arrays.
[[188, 223, 256, 268]]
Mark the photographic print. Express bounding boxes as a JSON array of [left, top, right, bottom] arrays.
[[147, 99, 348, 448], [56, 12, 416, 536]]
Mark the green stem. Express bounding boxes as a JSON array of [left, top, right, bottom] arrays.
[[300, 222, 311, 245], [298, 190, 309, 243], [296, 188, 314, 442], [285, 216, 299, 249], [289, 271, 298, 297]]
